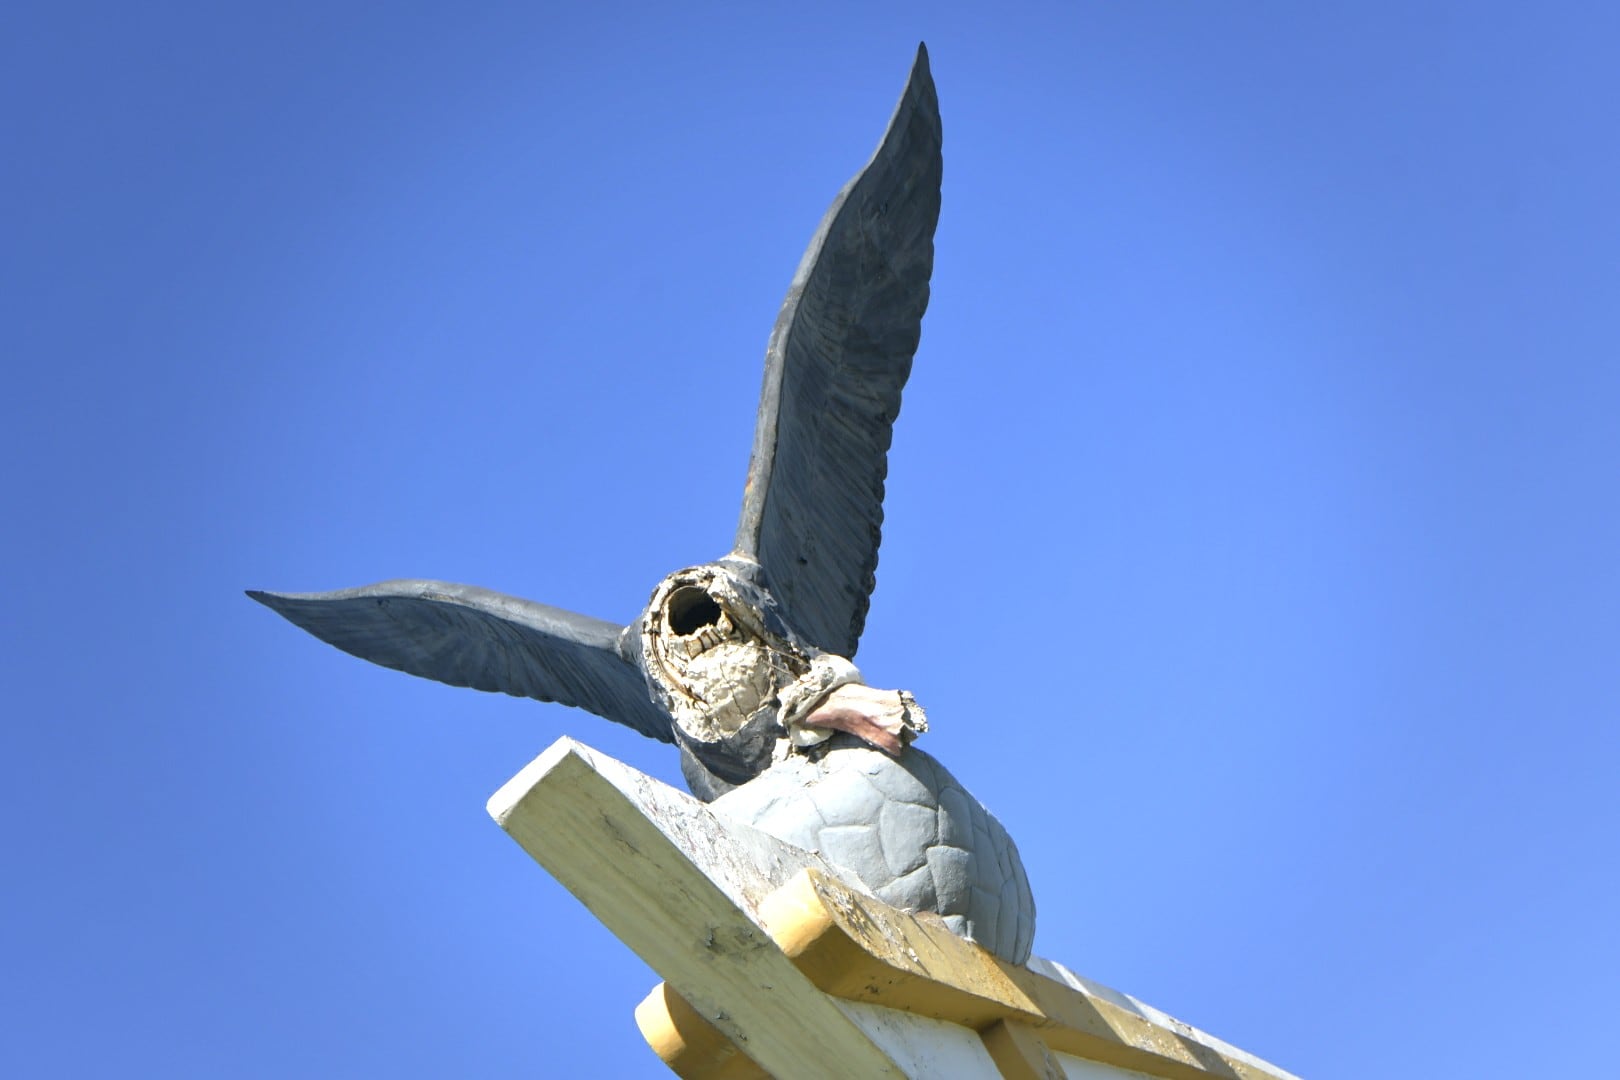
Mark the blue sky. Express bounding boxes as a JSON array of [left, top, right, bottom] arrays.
[[5, 4, 1617, 1077]]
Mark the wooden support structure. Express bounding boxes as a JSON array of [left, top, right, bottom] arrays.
[[490, 738, 1301, 1080]]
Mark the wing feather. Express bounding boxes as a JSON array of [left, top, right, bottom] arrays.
[[733, 44, 942, 658], [247, 580, 671, 742]]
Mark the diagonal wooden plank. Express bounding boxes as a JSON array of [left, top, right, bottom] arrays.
[[489, 740, 1300, 1080], [487, 737, 903, 1079]]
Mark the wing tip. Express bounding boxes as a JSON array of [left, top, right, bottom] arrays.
[[908, 42, 939, 115], [246, 587, 310, 612]]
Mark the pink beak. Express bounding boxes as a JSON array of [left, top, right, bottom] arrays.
[[798, 705, 904, 757]]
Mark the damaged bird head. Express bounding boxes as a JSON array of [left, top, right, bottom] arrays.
[[629, 559, 928, 795], [637, 563, 811, 784]]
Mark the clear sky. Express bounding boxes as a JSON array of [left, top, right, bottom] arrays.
[[5, 4, 1617, 1077]]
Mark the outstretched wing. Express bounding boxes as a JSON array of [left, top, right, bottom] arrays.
[[733, 44, 942, 659], [247, 580, 672, 742]]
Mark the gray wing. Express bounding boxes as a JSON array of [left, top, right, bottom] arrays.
[[247, 580, 672, 742], [732, 44, 942, 659]]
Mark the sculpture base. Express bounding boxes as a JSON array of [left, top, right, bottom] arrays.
[[488, 738, 1300, 1080]]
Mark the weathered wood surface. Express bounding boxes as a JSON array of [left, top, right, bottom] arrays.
[[488, 738, 902, 1078], [634, 984, 771, 1080], [760, 869, 1302, 1080], [489, 739, 1301, 1080]]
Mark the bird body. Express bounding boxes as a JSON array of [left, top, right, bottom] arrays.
[[713, 736, 1035, 964]]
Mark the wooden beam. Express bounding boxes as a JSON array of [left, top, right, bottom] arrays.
[[488, 739, 1300, 1080], [757, 869, 1301, 1080], [979, 1020, 1065, 1080], [487, 738, 903, 1079], [635, 983, 770, 1080]]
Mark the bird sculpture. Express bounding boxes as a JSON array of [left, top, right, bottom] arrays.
[[250, 45, 1035, 964]]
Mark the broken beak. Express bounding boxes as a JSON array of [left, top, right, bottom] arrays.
[[793, 684, 928, 758]]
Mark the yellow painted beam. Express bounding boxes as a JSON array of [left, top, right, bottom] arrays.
[[635, 983, 771, 1080], [758, 869, 1299, 1080], [979, 1020, 1065, 1080]]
